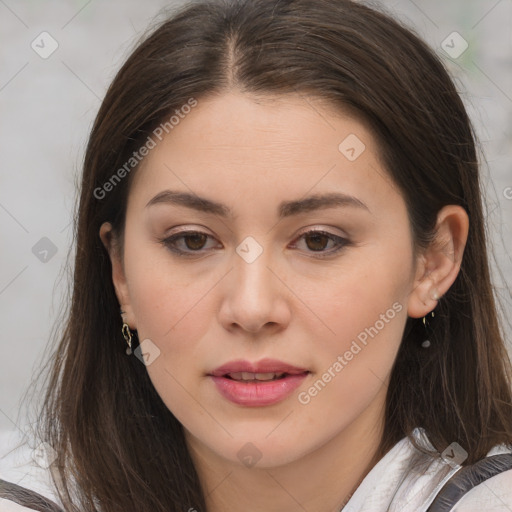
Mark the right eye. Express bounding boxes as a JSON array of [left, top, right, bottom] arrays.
[[159, 230, 221, 257]]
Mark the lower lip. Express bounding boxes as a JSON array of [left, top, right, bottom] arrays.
[[209, 373, 309, 406]]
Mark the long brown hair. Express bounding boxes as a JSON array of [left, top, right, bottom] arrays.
[[22, 0, 512, 510]]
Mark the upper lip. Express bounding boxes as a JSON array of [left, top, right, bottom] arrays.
[[209, 358, 309, 377]]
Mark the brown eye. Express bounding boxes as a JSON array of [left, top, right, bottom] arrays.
[[160, 231, 220, 257], [304, 232, 331, 251], [292, 230, 349, 258], [183, 233, 208, 250]]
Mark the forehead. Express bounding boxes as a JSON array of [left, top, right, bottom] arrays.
[[128, 91, 395, 213]]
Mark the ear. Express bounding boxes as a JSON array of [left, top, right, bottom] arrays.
[[99, 222, 137, 329], [407, 205, 469, 319]]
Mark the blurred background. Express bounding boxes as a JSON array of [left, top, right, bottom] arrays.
[[0, 0, 511, 437]]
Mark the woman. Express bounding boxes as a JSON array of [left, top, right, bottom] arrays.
[[2, 0, 511, 510]]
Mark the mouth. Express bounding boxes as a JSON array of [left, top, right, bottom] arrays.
[[208, 359, 310, 406]]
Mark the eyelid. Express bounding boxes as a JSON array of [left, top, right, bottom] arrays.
[[293, 224, 348, 239], [165, 225, 213, 236]]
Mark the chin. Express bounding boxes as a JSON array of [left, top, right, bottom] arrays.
[[198, 430, 312, 469]]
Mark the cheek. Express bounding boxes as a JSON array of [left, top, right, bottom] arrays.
[[293, 269, 408, 439], [304, 247, 410, 348], [129, 274, 215, 364], [122, 246, 223, 414], [124, 229, 216, 340], [296, 245, 411, 408], [127, 262, 216, 423]]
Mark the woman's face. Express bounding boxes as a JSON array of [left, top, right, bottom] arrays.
[[103, 91, 422, 468]]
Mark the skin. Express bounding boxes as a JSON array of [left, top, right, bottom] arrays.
[[100, 91, 469, 512]]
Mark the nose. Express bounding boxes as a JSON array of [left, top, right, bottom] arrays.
[[218, 245, 291, 335]]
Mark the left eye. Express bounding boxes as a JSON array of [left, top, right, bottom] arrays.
[[291, 230, 348, 256], [160, 229, 348, 257]]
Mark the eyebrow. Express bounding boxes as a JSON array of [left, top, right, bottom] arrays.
[[145, 190, 370, 218]]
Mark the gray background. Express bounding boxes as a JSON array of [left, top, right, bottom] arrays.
[[1, 0, 511, 434]]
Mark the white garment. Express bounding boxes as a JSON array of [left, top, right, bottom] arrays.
[[0, 428, 63, 511], [1, 427, 511, 511], [343, 428, 512, 511]]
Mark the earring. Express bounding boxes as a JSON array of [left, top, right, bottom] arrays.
[[122, 322, 133, 355], [420, 287, 441, 348], [421, 310, 435, 348], [120, 308, 138, 355]]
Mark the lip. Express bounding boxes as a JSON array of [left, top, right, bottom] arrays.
[[210, 358, 309, 376], [208, 358, 310, 407]]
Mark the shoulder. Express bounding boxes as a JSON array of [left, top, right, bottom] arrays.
[[433, 443, 512, 512], [0, 429, 62, 511], [353, 429, 512, 512], [452, 456, 512, 511], [0, 477, 64, 512]]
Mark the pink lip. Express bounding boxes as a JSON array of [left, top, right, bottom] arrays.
[[210, 358, 308, 376], [208, 358, 310, 407]]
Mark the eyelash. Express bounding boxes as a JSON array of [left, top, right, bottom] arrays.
[[159, 229, 350, 259]]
